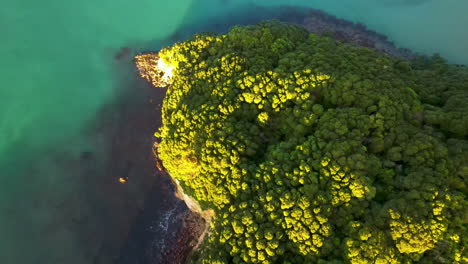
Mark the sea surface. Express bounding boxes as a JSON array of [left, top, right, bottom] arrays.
[[1, 0, 467, 263]]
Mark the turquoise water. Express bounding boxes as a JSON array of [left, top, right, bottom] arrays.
[[0, 0, 467, 263]]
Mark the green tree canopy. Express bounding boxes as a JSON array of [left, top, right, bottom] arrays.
[[153, 21, 467, 263]]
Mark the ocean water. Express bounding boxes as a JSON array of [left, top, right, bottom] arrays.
[[0, 0, 467, 263]]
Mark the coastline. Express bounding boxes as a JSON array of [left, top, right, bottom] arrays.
[[119, 6, 420, 264], [116, 56, 208, 263], [171, 178, 214, 254]]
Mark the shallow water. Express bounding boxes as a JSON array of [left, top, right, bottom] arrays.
[[0, 0, 467, 263]]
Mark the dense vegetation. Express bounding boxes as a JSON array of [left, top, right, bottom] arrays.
[[153, 21, 467, 263]]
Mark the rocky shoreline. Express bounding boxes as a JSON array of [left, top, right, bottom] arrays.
[[271, 7, 415, 59], [299, 9, 414, 59], [114, 56, 207, 263]]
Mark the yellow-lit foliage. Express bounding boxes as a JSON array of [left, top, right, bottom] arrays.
[[148, 21, 468, 263]]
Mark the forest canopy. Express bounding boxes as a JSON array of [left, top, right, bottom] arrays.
[[146, 21, 467, 263]]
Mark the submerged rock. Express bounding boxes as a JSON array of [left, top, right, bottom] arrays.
[[291, 8, 415, 59]]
